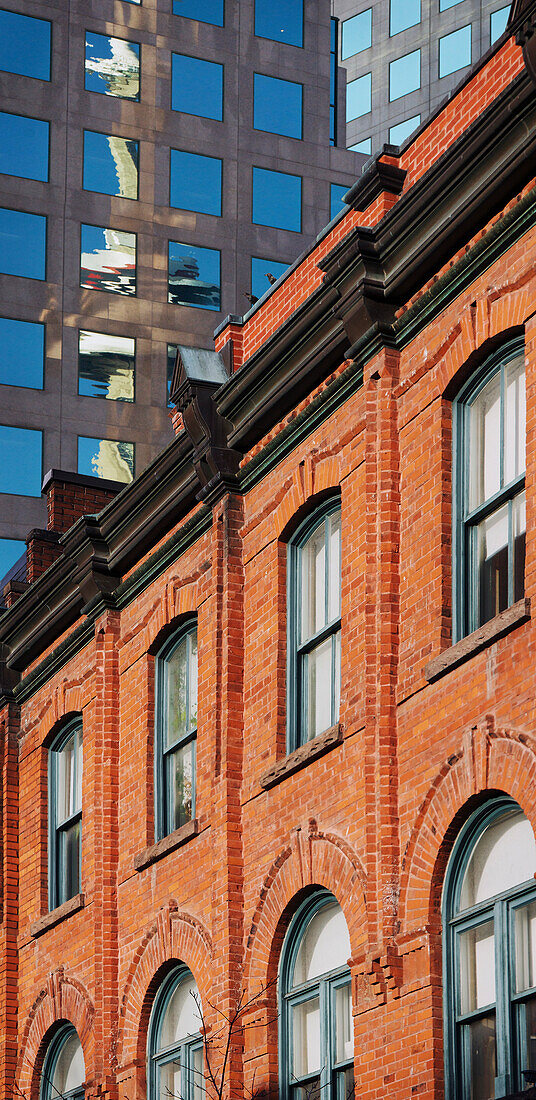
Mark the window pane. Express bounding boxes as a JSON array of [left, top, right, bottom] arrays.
[[253, 74, 303, 139], [520, 997, 536, 1075], [490, 5, 510, 42], [335, 982, 353, 1063], [76, 733, 83, 812], [168, 741, 194, 830], [293, 902, 351, 985], [390, 0, 421, 35], [469, 370, 501, 509], [166, 637, 189, 746], [516, 901, 536, 993], [0, 10, 51, 80], [334, 629, 341, 724], [83, 131, 139, 200], [0, 112, 49, 181], [170, 150, 222, 216], [0, 425, 42, 496], [389, 114, 420, 144], [341, 10, 372, 59], [78, 436, 134, 483], [330, 183, 348, 221], [173, 0, 224, 24], [476, 502, 509, 624], [160, 974, 200, 1048], [347, 72, 372, 120], [0, 208, 46, 280], [171, 54, 223, 121], [252, 167, 302, 232], [254, 0, 303, 47], [52, 1033, 85, 1096], [251, 258, 289, 300], [328, 510, 341, 623], [463, 1015, 496, 1100], [514, 490, 526, 603], [192, 1045, 204, 1100], [292, 997, 320, 1076], [80, 225, 136, 297], [159, 1058, 181, 1100], [505, 355, 525, 484], [301, 522, 326, 642], [167, 344, 176, 406], [78, 330, 135, 402], [0, 318, 44, 388], [189, 632, 198, 728], [348, 138, 372, 154], [85, 33, 140, 100], [305, 638, 332, 737], [389, 49, 420, 100], [459, 921, 495, 1014], [440, 0, 465, 11], [0, 539, 26, 584], [59, 819, 80, 905], [57, 735, 76, 823], [168, 241, 221, 311], [459, 810, 536, 910], [439, 25, 471, 78]]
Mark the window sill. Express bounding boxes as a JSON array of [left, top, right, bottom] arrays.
[[134, 819, 199, 872], [424, 598, 531, 683], [260, 724, 342, 790], [30, 893, 85, 938]]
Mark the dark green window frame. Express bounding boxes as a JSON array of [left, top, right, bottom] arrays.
[[148, 966, 203, 1100], [154, 623, 197, 841], [279, 892, 353, 1100], [48, 719, 82, 912], [41, 1024, 85, 1100], [287, 500, 341, 753], [443, 797, 536, 1099], [452, 338, 525, 642]]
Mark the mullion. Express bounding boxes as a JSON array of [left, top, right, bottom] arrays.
[[464, 474, 525, 526], [297, 618, 340, 657]]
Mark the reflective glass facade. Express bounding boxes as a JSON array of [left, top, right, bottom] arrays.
[[85, 32, 140, 100], [171, 54, 223, 120], [0, 318, 44, 389], [172, 0, 224, 24], [389, 113, 420, 144], [0, 425, 42, 496], [83, 131, 139, 200], [78, 437, 134, 483], [252, 167, 302, 231], [439, 25, 471, 77], [341, 10, 372, 59], [390, 0, 421, 36], [253, 74, 303, 139], [0, 209, 46, 280], [0, 113, 49, 182], [0, 538, 26, 586], [330, 183, 348, 221], [349, 137, 372, 154], [78, 331, 135, 402], [80, 225, 137, 296], [168, 241, 221, 310], [0, 9, 51, 80], [347, 73, 372, 120], [389, 49, 421, 100], [491, 5, 510, 41], [170, 150, 222, 215], [251, 257, 289, 300], [254, 0, 303, 47]]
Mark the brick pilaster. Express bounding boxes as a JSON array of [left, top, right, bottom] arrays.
[[0, 701, 19, 1099]]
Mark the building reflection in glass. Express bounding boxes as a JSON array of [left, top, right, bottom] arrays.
[[80, 225, 136, 296], [78, 436, 134, 483], [78, 330, 135, 402], [83, 131, 139, 199], [168, 241, 221, 311], [85, 33, 140, 100]]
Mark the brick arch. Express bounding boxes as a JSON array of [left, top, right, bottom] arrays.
[[43, 709, 82, 749], [17, 969, 95, 1099], [399, 718, 536, 934], [244, 819, 368, 993], [117, 899, 213, 1070], [146, 581, 199, 656], [436, 289, 528, 399], [273, 457, 342, 542]]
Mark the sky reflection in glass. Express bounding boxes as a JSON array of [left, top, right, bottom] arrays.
[[439, 24, 471, 76], [390, 0, 421, 35], [78, 437, 134, 483], [252, 167, 302, 231], [170, 150, 222, 215], [389, 113, 420, 145], [254, 0, 303, 46], [83, 131, 139, 199], [80, 225, 137, 296], [341, 10, 372, 58], [0, 539, 26, 586], [348, 137, 372, 154], [347, 73, 372, 119], [0, 10, 51, 80], [171, 54, 223, 120], [85, 33, 140, 100], [78, 330, 135, 402], [0, 318, 44, 388], [490, 5, 509, 41], [330, 184, 348, 221], [253, 74, 303, 138], [389, 49, 420, 100], [0, 425, 42, 496], [0, 208, 46, 280], [168, 242, 221, 311], [172, 0, 224, 24], [0, 113, 49, 181], [251, 257, 289, 300]]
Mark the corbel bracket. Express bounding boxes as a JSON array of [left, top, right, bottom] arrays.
[[170, 345, 241, 491]]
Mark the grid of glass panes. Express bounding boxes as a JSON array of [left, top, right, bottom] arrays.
[[161, 627, 197, 836], [52, 725, 83, 908], [297, 509, 341, 742], [151, 970, 203, 1100]]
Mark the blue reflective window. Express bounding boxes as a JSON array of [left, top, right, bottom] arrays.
[[78, 330, 135, 402], [0, 112, 49, 182], [85, 32, 140, 100], [349, 137, 372, 154], [439, 24, 471, 77], [491, 5, 510, 41], [390, 0, 421, 35], [330, 18, 338, 145], [170, 150, 222, 215], [254, 0, 303, 46], [252, 167, 302, 232], [0, 10, 51, 80], [341, 10, 372, 58], [0, 425, 42, 496], [251, 257, 289, 300], [253, 74, 303, 139], [0, 208, 46, 280], [80, 224, 137, 297], [389, 48, 420, 100], [78, 437, 134, 483], [330, 183, 348, 221], [0, 318, 44, 388], [173, 0, 224, 24], [171, 54, 223, 121], [347, 72, 372, 120], [389, 113, 420, 144], [83, 131, 139, 200], [168, 241, 221, 311], [0, 539, 25, 587], [439, 0, 465, 12]]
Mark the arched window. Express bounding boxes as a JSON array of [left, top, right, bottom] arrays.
[[443, 798, 536, 1098], [148, 967, 203, 1100], [48, 719, 83, 910], [280, 893, 353, 1100], [287, 501, 341, 750], [155, 623, 197, 840], [453, 339, 525, 640], [41, 1025, 85, 1100]]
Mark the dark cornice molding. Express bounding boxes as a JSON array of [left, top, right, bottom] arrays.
[[342, 160, 406, 211]]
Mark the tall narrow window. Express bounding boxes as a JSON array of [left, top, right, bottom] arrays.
[[443, 799, 536, 1098], [155, 625, 197, 840], [41, 1026, 85, 1100], [280, 893, 353, 1100], [148, 967, 203, 1100], [453, 340, 525, 640], [49, 721, 83, 911], [288, 502, 341, 751]]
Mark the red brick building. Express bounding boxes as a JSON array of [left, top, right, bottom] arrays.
[[1, 9, 536, 1100]]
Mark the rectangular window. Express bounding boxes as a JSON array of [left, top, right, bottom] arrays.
[[251, 257, 289, 300], [0, 208, 46, 280], [346, 73, 372, 120], [78, 436, 134, 483], [253, 73, 303, 139], [348, 137, 372, 154], [172, 0, 224, 24], [0, 425, 42, 496], [85, 32, 140, 100], [0, 318, 44, 389], [330, 183, 348, 221], [439, 0, 465, 12], [254, 0, 303, 46], [80, 224, 137, 296], [171, 54, 223, 120], [0, 112, 49, 182], [168, 241, 221, 310], [341, 10, 372, 58], [170, 149, 222, 215], [78, 330, 135, 402], [83, 131, 139, 200], [389, 48, 420, 100], [330, 18, 338, 145], [0, 9, 51, 80], [390, 0, 421, 35], [0, 539, 26, 586], [389, 113, 420, 144], [439, 24, 471, 77], [490, 6, 510, 41], [252, 167, 302, 232], [49, 723, 82, 911], [156, 626, 197, 839]]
